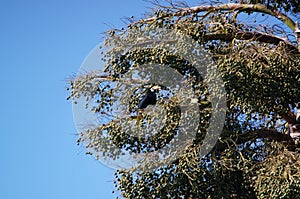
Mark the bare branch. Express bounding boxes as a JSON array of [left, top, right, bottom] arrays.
[[130, 30, 297, 52], [202, 30, 297, 52], [131, 3, 296, 32]]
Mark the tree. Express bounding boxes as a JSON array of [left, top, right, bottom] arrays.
[[68, 0, 300, 198]]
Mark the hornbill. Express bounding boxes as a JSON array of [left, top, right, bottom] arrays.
[[138, 85, 161, 109], [130, 85, 161, 125]]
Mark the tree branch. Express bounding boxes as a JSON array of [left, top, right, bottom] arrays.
[[294, 22, 300, 51], [130, 30, 297, 52], [215, 128, 294, 152], [133, 3, 296, 32], [202, 31, 297, 52], [282, 111, 296, 125], [253, 128, 293, 142]]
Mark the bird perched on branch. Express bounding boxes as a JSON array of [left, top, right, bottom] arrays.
[[138, 85, 161, 109], [129, 85, 161, 125]]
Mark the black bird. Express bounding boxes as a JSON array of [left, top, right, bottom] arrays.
[[138, 85, 160, 109]]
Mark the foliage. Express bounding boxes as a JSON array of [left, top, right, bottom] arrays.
[[247, 0, 300, 13], [68, 0, 300, 198]]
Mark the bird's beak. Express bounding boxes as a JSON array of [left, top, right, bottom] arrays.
[[151, 85, 161, 90]]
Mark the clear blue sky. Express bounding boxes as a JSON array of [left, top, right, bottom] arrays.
[[0, 1, 199, 199]]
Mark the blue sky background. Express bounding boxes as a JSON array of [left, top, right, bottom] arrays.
[[0, 1, 201, 199]]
